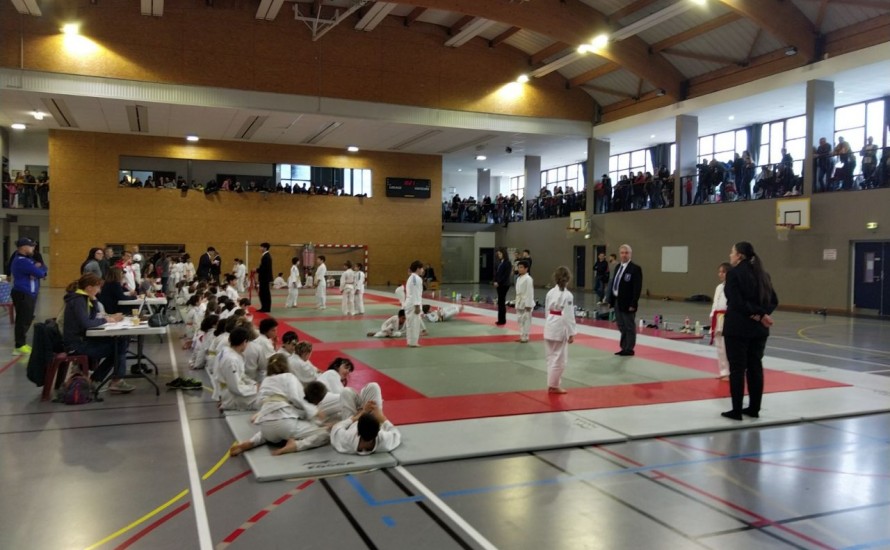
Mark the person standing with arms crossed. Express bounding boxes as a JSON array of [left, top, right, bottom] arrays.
[[721, 241, 778, 420], [10, 238, 47, 355], [514, 260, 534, 343], [314, 255, 327, 310], [256, 242, 273, 313], [404, 261, 425, 348], [608, 244, 642, 356], [493, 248, 511, 326]]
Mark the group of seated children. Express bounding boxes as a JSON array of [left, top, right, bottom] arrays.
[[196, 314, 399, 456]]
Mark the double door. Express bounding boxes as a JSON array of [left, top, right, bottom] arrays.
[[853, 241, 890, 316]]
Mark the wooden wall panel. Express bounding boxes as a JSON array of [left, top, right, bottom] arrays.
[[47, 131, 442, 289], [0, 0, 594, 123]]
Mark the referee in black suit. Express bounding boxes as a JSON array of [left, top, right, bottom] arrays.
[[257, 242, 273, 312], [607, 244, 643, 356]]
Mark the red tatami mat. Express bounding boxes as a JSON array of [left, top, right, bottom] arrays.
[[386, 372, 847, 425]]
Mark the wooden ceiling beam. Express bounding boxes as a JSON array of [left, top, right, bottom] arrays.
[[530, 42, 570, 65], [490, 26, 521, 47], [567, 62, 620, 88], [813, 0, 890, 9], [608, 0, 662, 22], [449, 15, 474, 35], [580, 84, 635, 100], [392, 0, 686, 99], [662, 48, 743, 66], [718, 0, 818, 61], [404, 7, 426, 27], [650, 13, 742, 53]]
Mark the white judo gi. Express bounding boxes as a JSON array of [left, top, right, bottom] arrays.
[[330, 383, 402, 455], [340, 268, 357, 315], [370, 314, 405, 338], [710, 281, 729, 378], [354, 268, 365, 314], [404, 273, 424, 347], [217, 346, 259, 411], [245, 373, 329, 451], [514, 272, 535, 342], [543, 286, 577, 389], [285, 263, 302, 308], [315, 263, 327, 308]]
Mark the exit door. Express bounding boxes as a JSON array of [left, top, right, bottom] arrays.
[[853, 241, 890, 316], [574, 246, 586, 288], [479, 248, 494, 283]]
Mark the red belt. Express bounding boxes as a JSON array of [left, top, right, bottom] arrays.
[[549, 310, 562, 316]]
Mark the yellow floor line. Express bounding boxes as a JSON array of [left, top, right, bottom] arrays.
[[84, 449, 232, 549], [796, 324, 890, 356]]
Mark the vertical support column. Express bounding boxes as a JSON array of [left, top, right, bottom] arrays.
[[806, 79, 834, 194], [523, 155, 541, 221], [476, 168, 491, 200], [587, 137, 610, 217], [676, 115, 699, 205]]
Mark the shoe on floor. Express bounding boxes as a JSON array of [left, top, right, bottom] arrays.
[[166, 377, 185, 388], [109, 380, 136, 393], [741, 407, 760, 418], [721, 410, 743, 420], [183, 378, 203, 390], [12, 345, 32, 356]]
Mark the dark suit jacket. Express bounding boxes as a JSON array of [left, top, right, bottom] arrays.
[[494, 259, 512, 288], [723, 261, 778, 339], [607, 261, 642, 312], [197, 253, 213, 280], [258, 252, 273, 284]]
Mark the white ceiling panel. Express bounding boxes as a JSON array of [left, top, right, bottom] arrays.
[[415, 8, 461, 27], [504, 29, 556, 55], [660, 52, 725, 79], [560, 56, 612, 80], [636, 2, 732, 44]]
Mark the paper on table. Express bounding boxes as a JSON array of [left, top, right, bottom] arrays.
[[103, 319, 148, 329]]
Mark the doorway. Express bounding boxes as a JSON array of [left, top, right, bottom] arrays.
[[479, 248, 494, 283], [574, 246, 586, 288], [853, 241, 889, 316]]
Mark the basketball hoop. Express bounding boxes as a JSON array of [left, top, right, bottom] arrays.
[[565, 227, 581, 239], [775, 224, 796, 241]]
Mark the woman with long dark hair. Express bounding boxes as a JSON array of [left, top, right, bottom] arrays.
[[493, 248, 512, 326], [721, 241, 778, 420]]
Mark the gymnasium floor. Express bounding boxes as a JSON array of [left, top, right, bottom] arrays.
[[2, 285, 889, 550]]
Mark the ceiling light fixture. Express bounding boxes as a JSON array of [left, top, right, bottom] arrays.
[[186, 135, 199, 142], [475, 155, 487, 161], [32, 111, 45, 120], [61, 23, 80, 35], [11, 123, 26, 130], [347, 145, 359, 152], [611, 1, 697, 42], [728, 115, 735, 120], [516, 74, 529, 83]]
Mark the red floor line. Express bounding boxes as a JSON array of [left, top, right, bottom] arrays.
[[113, 501, 191, 550], [0, 355, 22, 375], [218, 480, 316, 548], [276, 314, 391, 322], [596, 447, 836, 550], [205, 469, 252, 496]]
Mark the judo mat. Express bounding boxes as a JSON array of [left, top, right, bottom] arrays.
[[224, 414, 397, 482], [391, 411, 626, 465]]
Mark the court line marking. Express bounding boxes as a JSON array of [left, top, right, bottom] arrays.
[[0, 355, 22, 375], [795, 325, 890, 357], [84, 489, 190, 550], [767, 341, 890, 368], [168, 336, 214, 550], [394, 466, 498, 550]]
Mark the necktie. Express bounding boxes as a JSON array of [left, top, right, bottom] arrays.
[[613, 264, 625, 294]]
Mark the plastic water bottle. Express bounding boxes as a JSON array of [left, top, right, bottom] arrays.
[[694, 321, 702, 336], [639, 318, 645, 329]]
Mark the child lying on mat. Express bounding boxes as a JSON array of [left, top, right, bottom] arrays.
[[229, 355, 331, 457], [331, 382, 401, 455], [367, 310, 407, 337], [422, 304, 463, 323]]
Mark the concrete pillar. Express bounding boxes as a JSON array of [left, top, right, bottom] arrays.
[[523, 155, 541, 220], [676, 115, 699, 204], [805, 80, 834, 194], [476, 168, 491, 200]]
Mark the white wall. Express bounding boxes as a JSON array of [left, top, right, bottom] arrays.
[[8, 129, 49, 172], [442, 171, 476, 200]]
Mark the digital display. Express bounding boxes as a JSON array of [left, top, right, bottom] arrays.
[[385, 177, 431, 199]]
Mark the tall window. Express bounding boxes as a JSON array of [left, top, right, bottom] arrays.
[[510, 175, 525, 198], [835, 99, 887, 161], [541, 163, 583, 194], [698, 129, 748, 166], [759, 115, 806, 175], [608, 145, 676, 185]]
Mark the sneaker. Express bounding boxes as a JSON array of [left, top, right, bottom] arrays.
[[166, 377, 185, 389], [183, 378, 203, 390], [109, 380, 136, 393], [12, 345, 32, 356]]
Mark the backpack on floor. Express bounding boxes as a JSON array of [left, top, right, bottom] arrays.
[[60, 367, 92, 405]]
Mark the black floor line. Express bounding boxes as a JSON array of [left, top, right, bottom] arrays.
[[320, 478, 379, 550]]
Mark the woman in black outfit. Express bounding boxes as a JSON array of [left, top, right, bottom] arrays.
[[98, 266, 136, 315], [493, 248, 512, 326], [721, 241, 778, 420]]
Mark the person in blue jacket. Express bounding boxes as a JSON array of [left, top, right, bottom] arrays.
[[10, 237, 47, 355]]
